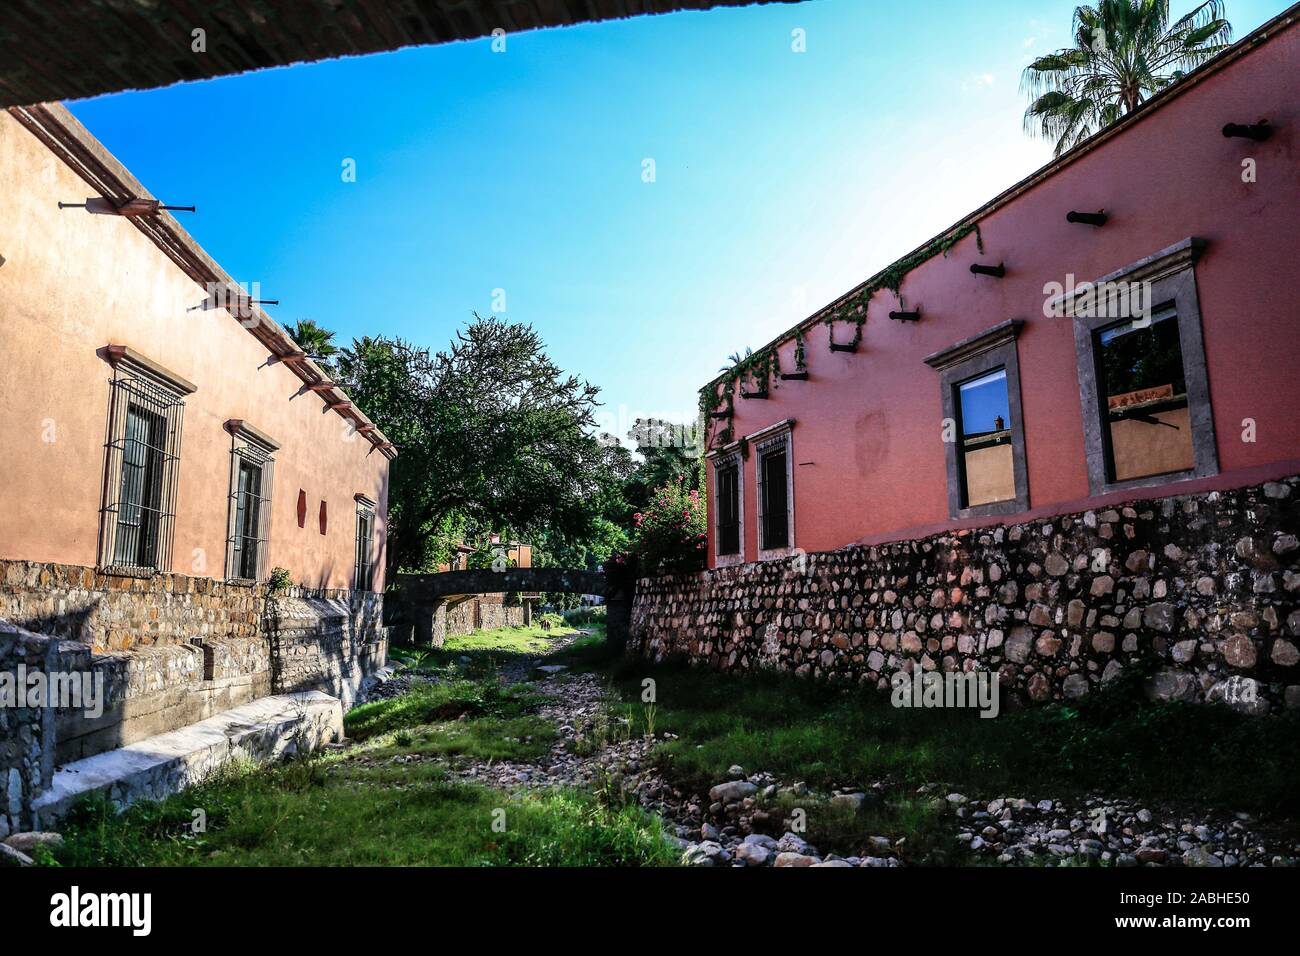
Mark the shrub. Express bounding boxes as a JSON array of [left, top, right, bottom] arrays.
[[623, 477, 706, 573]]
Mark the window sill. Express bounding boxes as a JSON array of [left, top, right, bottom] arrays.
[[98, 565, 160, 579], [225, 577, 258, 588], [1093, 466, 1213, 498], [954, 495, 1029, 521], [715, 552, 746, 568], [757, 546, 796, 562]]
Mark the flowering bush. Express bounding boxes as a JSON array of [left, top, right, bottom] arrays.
[[625, 477, 707, 573]]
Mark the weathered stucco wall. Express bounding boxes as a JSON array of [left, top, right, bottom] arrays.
[[0, 108, 388, 590], [633, 477, 1300, 713]]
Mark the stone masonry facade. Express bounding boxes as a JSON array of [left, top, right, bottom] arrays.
[[630, 476, 1300, 714], [402, 595, 529, 648], [1, 559, 388, 835]]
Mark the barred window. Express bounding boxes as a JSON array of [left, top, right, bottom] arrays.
[[355, 495, 376, 591], [98, 347, 192, 575], [224, 420, 278, 582], [754, 426, 794, 558], [709, 448, 744, 566]]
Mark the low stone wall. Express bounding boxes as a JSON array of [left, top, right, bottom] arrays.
[[418, 595, 529, 647], [630, 476, 1300, 714], [1, 560, 259, 653], [265, 586, 388, 709], [0, 560, 388, 833]]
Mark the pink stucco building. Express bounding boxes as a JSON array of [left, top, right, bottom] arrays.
[[627, 6, 1300, 714], [700, 7, 1299, 570]]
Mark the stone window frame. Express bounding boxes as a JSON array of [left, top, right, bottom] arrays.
[[751, 420, 796, 561], [924, 319, 1030, 520], [354, 494, 377, 591], [223, 420, 279, 584], [97, 345, 196, 577], [707, 446, 746, 568], [1065, 237, 1218, 496]]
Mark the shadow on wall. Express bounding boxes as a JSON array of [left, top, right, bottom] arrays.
[[11, 603, 99, 645]]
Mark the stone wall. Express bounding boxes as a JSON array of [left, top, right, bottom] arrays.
[[1, 559, 260, 652], [417, 595, 529, 647], [630, 477, 1300, 714], [0, 560, 389, 833], [265, 586, 388, 709]]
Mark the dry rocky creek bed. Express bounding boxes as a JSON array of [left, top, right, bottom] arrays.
[[361, 637, 1300, 869]]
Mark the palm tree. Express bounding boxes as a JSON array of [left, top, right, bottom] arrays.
[[288, 319, 340, 369], [719, 346, 753, 372], [1022, 0, 1232, 156]]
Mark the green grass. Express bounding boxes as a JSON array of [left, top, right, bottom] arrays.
[[345, 679, 550, 741], [44, 619, 682, 868], [48, 758, 677, 867], [442, 624, 562, 656], [366, 715, 556, 763], [598, 655, 1300, 817]]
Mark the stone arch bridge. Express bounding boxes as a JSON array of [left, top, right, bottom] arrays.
[[395, 568, 628, 648]]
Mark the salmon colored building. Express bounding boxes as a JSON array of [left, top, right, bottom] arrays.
[[0, 104, 395, 830], [701, 7, 1300, 569], [0, 103, 393, 594]]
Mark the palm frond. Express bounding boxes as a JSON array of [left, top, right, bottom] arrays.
[[1023, 0, 1235, 156]]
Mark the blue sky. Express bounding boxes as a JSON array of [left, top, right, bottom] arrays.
[[67, 0, 1283, 439]]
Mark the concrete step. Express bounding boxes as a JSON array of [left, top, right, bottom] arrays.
[[31, 691, 343, 827]]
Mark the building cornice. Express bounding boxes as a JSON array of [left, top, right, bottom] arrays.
[[103, 344, 197, 395], [7, 102, 396, 460], [224, 419, 282, 452], [1043, 237, 1207, 317]]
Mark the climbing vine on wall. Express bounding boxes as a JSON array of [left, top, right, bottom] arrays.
[[823, 223, 984, 351], [701, 221, 985, 450]]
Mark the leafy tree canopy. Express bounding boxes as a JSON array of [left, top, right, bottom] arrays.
[[335, 315, 630, 577]]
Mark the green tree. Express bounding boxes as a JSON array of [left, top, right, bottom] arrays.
[[622, 417, 703, 517], [336, 316, 629, 580], [1022, 0, 1232, 156], [287, 319, 341, 372]]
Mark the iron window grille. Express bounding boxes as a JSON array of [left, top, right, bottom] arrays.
[[224, 430, 276, 582], [753, 425, 794, 559], [709, 448, 745, 566], [716, 464, 741, 556], [355, 497, 376, 591], [98, 371, 187, 576]]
